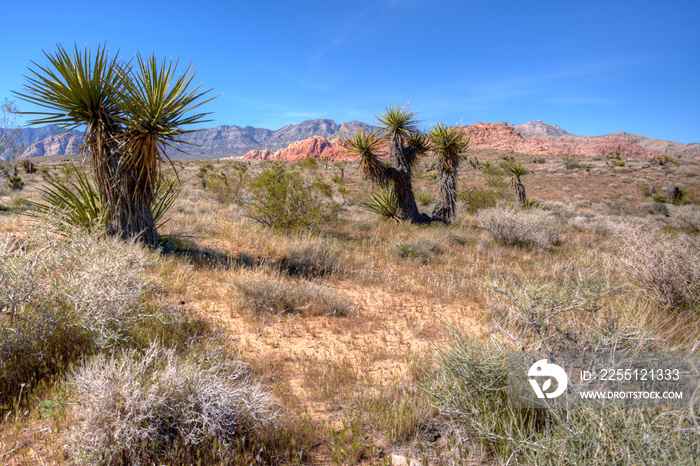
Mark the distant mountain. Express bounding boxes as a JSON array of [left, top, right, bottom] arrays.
[[165, 119, 374, 159], [2, 125, 82, 160], [496, 120, 572, 138]]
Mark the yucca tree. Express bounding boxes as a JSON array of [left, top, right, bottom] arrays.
[[345, 105, 427, 222], [505, 162, 529, 208], [428, 123, 470, 223], [15, 44, 213, 245]]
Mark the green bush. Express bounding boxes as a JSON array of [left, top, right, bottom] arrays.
[[458, 187, 501, 214], [247, 164, 336, 230]]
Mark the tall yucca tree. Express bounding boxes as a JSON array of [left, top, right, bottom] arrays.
[[345, 104, 427, 222], [428, 123, 470, 223], [15, 44, 213, 244]]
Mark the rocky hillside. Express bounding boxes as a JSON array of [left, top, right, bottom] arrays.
[[497, 120, 700, 158]]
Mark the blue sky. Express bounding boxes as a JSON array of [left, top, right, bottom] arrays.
[[1, 0, 698, 143]]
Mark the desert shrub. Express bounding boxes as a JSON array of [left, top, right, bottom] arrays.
[[205, 167, 248, 205], [671, 205, 700, 233], [0, 230, 153, 405], [7, 174, 23, 190], [296, 156, 319, 170], [481, 165, 507, 190], [232, 269, 350, 316], [247, 164, 336, 230], [458, 187, 501, 214], [68, 342, 276, 465], [21, 159, 37, 174], [563, 157, 582, 170], [616, 228, 700, 311], [428, 271, 699, 464], [477, 207, 560, 249]]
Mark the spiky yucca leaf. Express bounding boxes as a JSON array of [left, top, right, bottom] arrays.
[[14, 44, 121, 131], [27, 167, 180, 232], [505, 162, 529, 177], [428, 123, 470, 172], [116, 54, 214, 202], [359, 187, 400, 222], [343, 129, 386, 183], [376, 104, 419, 144], [28, 167, 105, 231]]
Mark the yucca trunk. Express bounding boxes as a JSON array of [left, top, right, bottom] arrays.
[[387, 137, 420, 222], [107, 170, 158, 245], [432, 168, 457, 223], [513, 175, 526, 208], [88, 123, 158, 245]]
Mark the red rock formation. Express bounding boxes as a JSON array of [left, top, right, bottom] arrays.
[[461, 122, 660, 158], [244, 136, 353, 161], [243, 122, 663, 161]]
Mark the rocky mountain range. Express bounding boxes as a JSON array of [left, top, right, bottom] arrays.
[[9, 118, 699, 161], [10, 119, 372, 160]]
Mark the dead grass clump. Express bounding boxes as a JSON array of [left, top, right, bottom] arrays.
[[282, 234, 345, 277], [477, 207, 560, 249], [392, 239, 442, 263], [232, 269, 350, 316], [68, 342, 276, 465], [615, 228, 700, 311]]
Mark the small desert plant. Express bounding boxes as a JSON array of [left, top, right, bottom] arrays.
[[563, 157, 582, 170], [458, 187, 501, 214], [428, 270, 698, 465], [247, 164, 336, 230], [358, 187, 400, 222], [68, 342, 276, 465], [415, 190, 434, 206], [393, 239, 441, 263], [477, 207, 560, 249], [232, 269, 350, 316], [0, 229, 154, 405], [7, 174, 23, 190], [296, 156, 319, 170], [282, 235, 344, 278], [21, 159, 37, 173]]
